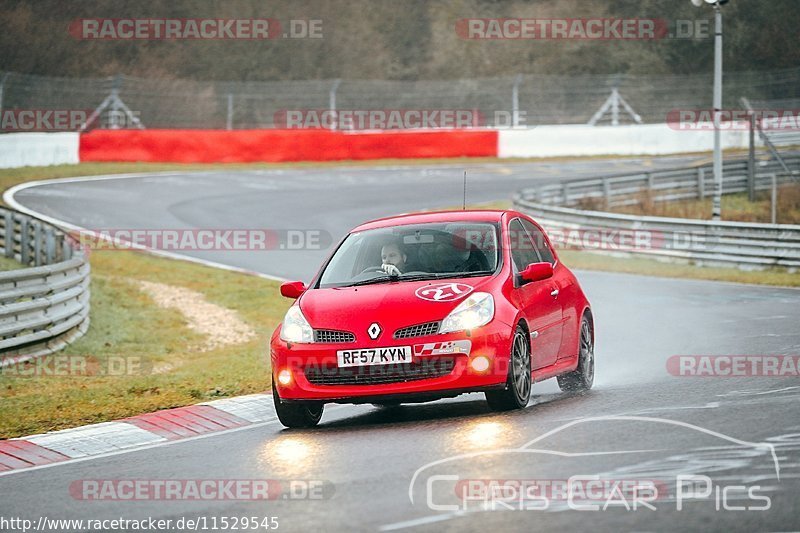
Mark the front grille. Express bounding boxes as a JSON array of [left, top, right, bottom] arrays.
[[313, 329, 356, 343], [304, 358, 455, 386], [393, 321, 441, 339]]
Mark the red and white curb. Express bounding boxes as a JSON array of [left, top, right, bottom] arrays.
[[0, 393, 276, 474]]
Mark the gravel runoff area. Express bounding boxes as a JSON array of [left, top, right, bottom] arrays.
[[137, 280, 257, 352]]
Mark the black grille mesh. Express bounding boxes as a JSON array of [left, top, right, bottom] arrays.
[[313, 329, 356, 343], [393, 321, 440, 339]]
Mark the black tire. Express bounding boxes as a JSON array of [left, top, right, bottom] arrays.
[[272, 378, 324, 428], [557, 314, 595, 393], [485, 326, 532, 411]]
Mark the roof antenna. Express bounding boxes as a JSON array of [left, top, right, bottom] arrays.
[[463, 170, 467, 211]]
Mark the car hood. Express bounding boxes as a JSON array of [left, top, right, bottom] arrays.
[[299, 276, 494, 340]]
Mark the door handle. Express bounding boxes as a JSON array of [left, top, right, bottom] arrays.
[[550, 289, 559, 298]]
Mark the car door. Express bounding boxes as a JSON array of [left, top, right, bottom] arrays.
[[519, 218, 576, 361], [508, 218, 563, 370]]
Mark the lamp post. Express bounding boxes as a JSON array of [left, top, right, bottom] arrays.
[[692, 0, 727, 220]]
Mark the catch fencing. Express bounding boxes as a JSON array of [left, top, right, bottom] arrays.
[[1, 67, 799, 129]]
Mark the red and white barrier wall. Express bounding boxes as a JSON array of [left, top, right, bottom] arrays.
[[0, 125, 756, 168]]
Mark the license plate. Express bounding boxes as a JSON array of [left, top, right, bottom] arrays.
[[336, 346, 412, 367]]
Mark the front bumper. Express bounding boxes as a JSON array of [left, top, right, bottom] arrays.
[[270, 321, 512, 402]]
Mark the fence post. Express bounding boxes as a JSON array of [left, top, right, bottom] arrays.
[[20, 218, 29, 265], [603, 179, 611, 207], [512, 74, 522, 128], [33, 221, 42, 266], [771, 174, 777, 224], [329, 79, 341, 131], [4, 211, 13, 258], [45, 227, 55, 264], [697, 167, 705, 199], [0, 72, 9, 116], [562, 182, 570, 205], [226, 93, 233, 130], [748, 113, 756, 201], [63, 235, 72, 261]]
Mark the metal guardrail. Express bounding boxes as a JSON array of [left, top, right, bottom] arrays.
[[514, 156, 800, 269], [0, 207, 90, 366]]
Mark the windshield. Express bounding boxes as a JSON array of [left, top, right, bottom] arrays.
[[318, 222, 500, 288]]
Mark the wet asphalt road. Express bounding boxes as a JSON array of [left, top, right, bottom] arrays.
[[2, 156, 799, 532]]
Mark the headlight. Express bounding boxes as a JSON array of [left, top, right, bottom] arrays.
[[439, 292, 494, 334], [279, 305, 314, 343]]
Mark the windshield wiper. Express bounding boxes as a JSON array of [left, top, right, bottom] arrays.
[[453, 270, 495, 278], [398, 271, 495, 282], [341, 275, 394, 287], [340, 270, 495, 288], [396, 273, 449, 282]]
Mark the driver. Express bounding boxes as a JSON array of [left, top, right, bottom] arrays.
[[380, 241, 407, 276]]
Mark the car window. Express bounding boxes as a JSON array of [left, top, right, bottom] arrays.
[[520, 218, 556, 265], [508, 218, 541, 272], [318, 222, 500, 288]]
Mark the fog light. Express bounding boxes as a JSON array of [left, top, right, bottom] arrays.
[[277, 369, 292, 385], [470, 356, 490, 373]]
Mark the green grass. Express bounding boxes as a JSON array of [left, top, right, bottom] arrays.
[[0, 256, 23, 271], [609, 185, 800, 225], [0, 250, 288, 438]]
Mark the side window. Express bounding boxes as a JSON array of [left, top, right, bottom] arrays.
[[508, 219, 541, 272], [521, 219, 555, 265]]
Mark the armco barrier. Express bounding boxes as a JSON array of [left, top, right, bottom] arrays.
[[514, 157, 800, 269], [0, 207, 90, 366], [0, 132, 80, 169], [79, 129, 499, 163]]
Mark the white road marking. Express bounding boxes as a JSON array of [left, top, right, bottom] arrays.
[[718, 386, 800, 397], [379, 511, 467, 531]]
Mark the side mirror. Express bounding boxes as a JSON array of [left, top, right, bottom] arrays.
[[280, 281, 306, 299], [520, 262, 553, 283]]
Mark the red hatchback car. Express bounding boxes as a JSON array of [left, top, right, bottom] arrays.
[[270, 210, 594, 428]]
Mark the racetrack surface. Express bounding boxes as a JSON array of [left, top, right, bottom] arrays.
[[3, 156, 800, 532]]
